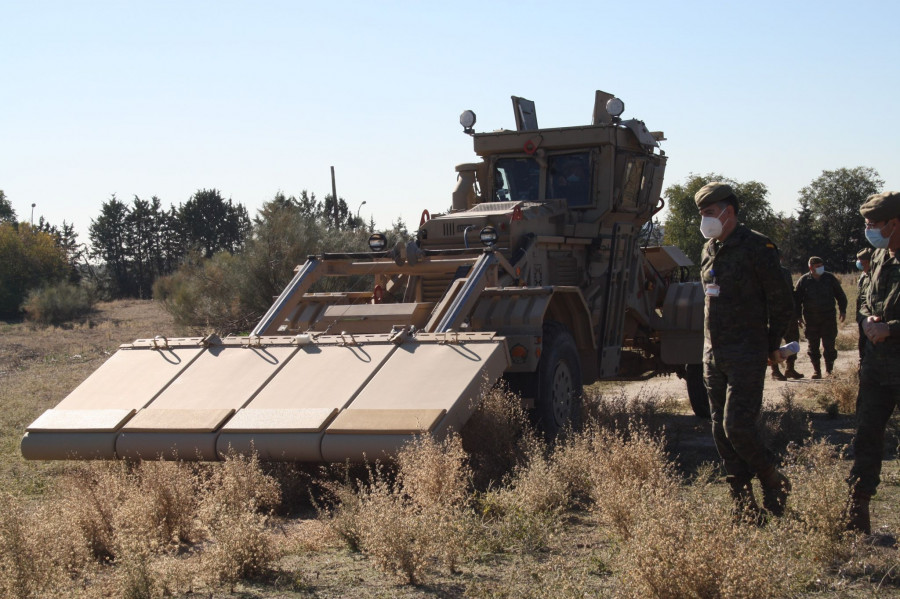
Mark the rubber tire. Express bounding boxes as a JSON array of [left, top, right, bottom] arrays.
[[685, 363, 711, 419], [533, 321, 583, 440]]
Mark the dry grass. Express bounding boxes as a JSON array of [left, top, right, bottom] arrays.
[[6, 300, 900, 597]]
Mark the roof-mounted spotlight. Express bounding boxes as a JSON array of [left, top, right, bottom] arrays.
[[606, 97, 625, 119], [460, 110, 476, 134], [479, 225, 498, 247], [368, 232, 387, 252]]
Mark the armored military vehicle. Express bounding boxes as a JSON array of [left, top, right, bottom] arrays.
[[22, 90, 707, 464]]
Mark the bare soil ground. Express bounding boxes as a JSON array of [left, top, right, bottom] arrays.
[[3, 300, 900, 597]]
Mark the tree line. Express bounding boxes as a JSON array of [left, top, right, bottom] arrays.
[[662, 166, 883, 273], [0, 165, 884, 320], [0, 187, 370, 318]]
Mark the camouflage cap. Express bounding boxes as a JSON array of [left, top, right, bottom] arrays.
[[857, 248, 873, 261], [694, 182, 736, 210], [808, 256, 823, 266], [860, 191, 900, 222]]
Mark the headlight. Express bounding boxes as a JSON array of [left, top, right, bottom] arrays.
[[606, 97, 625, 118], [368, 233, 387, 252], [479, 225, 498, 247], [459, 110, 476, 133]]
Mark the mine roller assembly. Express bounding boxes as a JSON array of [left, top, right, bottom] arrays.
[[22, 90, 707, 463]]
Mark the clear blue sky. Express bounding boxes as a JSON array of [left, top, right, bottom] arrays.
[[3, 1, 898, 246]]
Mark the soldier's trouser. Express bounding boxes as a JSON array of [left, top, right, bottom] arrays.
[[783, 319, 800, 345], [849, 371, 900, 497], [805, 317, 838, 364], [858, 322, 866, 361], [704, 351, 774, 480]]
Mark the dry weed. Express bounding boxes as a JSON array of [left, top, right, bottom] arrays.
[[585, 422, 679, 540], [806, 365, 859, 417], [203, 509, 276, 589], [583, 384, 674, 435], [320, 434, 476, 584], [0, 492, 46, 599], [476, 435, 568, 553], [461, 381, 533, 490], [760, 385, 812, 455]]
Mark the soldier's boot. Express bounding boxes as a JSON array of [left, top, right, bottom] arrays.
[[727, 476, 762, 525], [825, 360, 834, 377], [810, 358, 822, 380], [784, 356, 804, 379], [846, 489, 872, 535], [758, 466, 791, 517], [770, 363, 787, 381]]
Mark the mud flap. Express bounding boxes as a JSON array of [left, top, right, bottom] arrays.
[[22, 333, 509, 463]]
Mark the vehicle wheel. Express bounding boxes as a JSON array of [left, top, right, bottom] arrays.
[[533, 321, 583, 440], [684, 363, 710, 419]]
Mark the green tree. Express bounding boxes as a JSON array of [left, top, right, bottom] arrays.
[[662, 173, 778, 266], [0, 190, 16, 224], [797, 167, 883, 271], [0, 223, 68, 317], [155, 190, 372, 334], [89, 195, 130, 296], [179, 189, 251, 258]]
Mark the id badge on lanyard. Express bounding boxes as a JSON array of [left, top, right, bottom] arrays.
[[705, 268, 720, 297]]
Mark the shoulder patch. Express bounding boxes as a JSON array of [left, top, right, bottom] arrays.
[[766, 243, 775, 249]]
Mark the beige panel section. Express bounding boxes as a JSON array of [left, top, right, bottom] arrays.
[[122, 408, 234, 433], [328, 408, 446, 434], [221, 408, 338, 433], [346, 341, 507, 411], [145, 345, 297, 411], [326, 340, 509, 442], [244, 343, 395, 410], [27, 408, 135, 432], [53, 347, 204, 411]]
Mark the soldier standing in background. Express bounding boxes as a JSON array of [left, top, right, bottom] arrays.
[[794, 257, 848, 378], [847, 191, 900, 535], [695, 182, 795, 521], [856, 248, 873, 366], [771, 254, 804, 380]]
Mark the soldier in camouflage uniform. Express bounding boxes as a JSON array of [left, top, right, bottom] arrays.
[[696, 182, 795, 520], [847, 191, 900, 534], [771, 257, 804, 380], [856, 248, 873, 365], [794, 257, 847, 378]]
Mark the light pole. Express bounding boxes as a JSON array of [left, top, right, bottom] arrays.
[[356, 200, 367, 219], [31, 203, 35, 227]]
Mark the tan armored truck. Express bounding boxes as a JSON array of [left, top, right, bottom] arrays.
[[21, 91, 707, 464]]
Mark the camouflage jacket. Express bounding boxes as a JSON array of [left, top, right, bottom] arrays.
[[856, 271, 870, 324], [860, 248, 900, 383], [794, 271, 847, 321], [700, 224, 794, 354]]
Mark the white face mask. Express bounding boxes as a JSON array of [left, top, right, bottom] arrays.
[[814, 266, 825, 276], [865, 222, 894, 249], [699, 209, 729, 239]]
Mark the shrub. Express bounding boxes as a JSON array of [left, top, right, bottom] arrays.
[[22, 280, 95, 325], [0, 223, 68, 318]]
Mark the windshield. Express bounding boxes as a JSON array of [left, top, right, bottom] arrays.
[[492, 157, 540, 202], [546, 152, 591, 207]]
